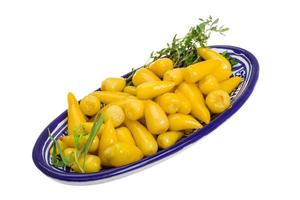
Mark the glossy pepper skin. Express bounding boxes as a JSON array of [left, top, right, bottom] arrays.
[[67, 92, 86, 135], [111, 98, 144, 121], [184, 59, 221, 83], [63, 148, 76, 163], [144, 100, 169, 135], [220, 76, 243, 94], [73, 154, 101, 173], [163, 68, 184, 86], [148, 58, 174, 78], [82, 122, 103, 137], [206, 89, 231, 113], [174, 90, 192, 114], [101, 104, 125, 127], [82, 122, 93, 134], [91, 91, 131, 104], [211, 62, 232, 82], [98, 118, 118, 166], [79, 95, 101, 116], [157, 131, 183, 149], [123, 86, 137, 95], [63, 148, 101, 173], [123, 99, 144, 121], [156, 92, 181, 114], [197, 47, 232, 81], [116, 127, 136, 146], [198, 74, 220, 95], [136, 81, 175, 99], [125, 120, 158, 156], [102, 143, 143, 167], [197, 47, 231, 69], [132, 68, 160, 86], [177, 82, 210, 124], [168, 113, 203, 131], [62, 134, 99, 153], [110, 98, 144, 120], [101, 77, 126, 92]]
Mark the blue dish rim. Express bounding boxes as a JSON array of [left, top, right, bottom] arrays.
[[32, 45, 259, 182]]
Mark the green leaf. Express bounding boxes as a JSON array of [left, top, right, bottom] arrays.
[[73, 125, 84, 149], [149, 16, 229, 68], [78, 114, 104, 159], [221, 51, 239, 66], [48, 129, 71, 168], [212, 18, 219, 25], [50, 138, 57, 164]]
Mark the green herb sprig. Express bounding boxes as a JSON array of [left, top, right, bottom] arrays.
[[221, 51, 239, 66], [77, 114, 104, 159], [125, 68, 138, 86], [150, 16, 229, 68], [48, 129, 71, 168], [126, 16, 231, 86], [48, 114, 104, 172]]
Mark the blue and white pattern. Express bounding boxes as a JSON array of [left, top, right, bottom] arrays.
[[32, 45, 259, 184]]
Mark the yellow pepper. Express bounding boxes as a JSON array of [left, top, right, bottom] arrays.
[[197, 47, 232, 81], [102, 143, 143, 167], [168, 113, 202, 131], [79, 95, 101, 116], [82, 122, 93, 133], [136, 81, 175, 99], [132, 68, 160, 86], [101, 104, 125, 127], [144, 100, 169, 135], [116, 127, 136, 146], [157, 131, 183, 149], [91, 91, 131, 104], [206, 89, 231, 113], [211, 62, 232, 82], [72, 154, 101, 173], [67, 92, 86, 135], [156, 92, 181, 114], [98, 118, 118, 166], [82, 122, 104, 137], [61, 134, 99, 153], [148, 58, 174, 78], [220, 76, 243, 93], [184, 60, 221, 83], [198, 74, 220, 95], [177, 82, 210, 124], [197, 47, 231, 69], [63, 148, 101, 173], [125, 120, 158, 156], [122, 99, 144, 121], [163, 68, 184, 86], [123, 86, 137, 95], [101, 77, 126, 92], [63, 147, 76, 162], [50, 138, 67, 155], [108, 98, 144, 121], [174, 89, 192, 114]]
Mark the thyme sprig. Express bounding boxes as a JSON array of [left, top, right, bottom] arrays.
[[150, 16, 229, 68], [126, 16, 230, 85]]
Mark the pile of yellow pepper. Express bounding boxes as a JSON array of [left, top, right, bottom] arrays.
[[51, 48, 243, 173]]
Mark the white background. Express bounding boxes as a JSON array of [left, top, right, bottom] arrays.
[[0, 0, 299, 199]]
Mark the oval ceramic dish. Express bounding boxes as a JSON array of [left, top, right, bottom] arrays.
[[32, 45, 259, 184]]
